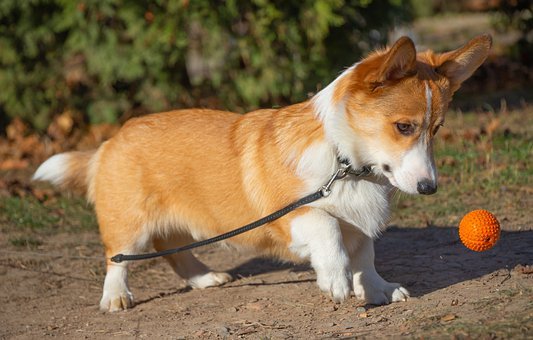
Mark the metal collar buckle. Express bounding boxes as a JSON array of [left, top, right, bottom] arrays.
[[320, 160, 372, 197], [321, 166, 349, 197]]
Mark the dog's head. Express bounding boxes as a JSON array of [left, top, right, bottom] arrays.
[[317, 34, 492, 195]]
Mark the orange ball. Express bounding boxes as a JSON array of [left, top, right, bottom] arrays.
[[459, 209, 500, 251]]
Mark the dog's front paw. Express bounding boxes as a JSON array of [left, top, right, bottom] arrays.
[[317, 269, 352, 303], [100, 290, 134, 312], [353, 272, 409, 305]]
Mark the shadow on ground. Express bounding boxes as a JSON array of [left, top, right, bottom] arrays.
[[223, 226, 532, 298], [375, 226, 532, 297], [227, 258, 310, 278]]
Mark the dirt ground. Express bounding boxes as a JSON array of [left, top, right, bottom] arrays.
[[1, 213, 531, 339]]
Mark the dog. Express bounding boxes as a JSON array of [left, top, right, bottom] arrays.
[[34, 34, 491, 312]]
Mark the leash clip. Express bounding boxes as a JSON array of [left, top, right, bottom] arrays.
[[321, 164, 350, 197], [320, 161, 373, 197]]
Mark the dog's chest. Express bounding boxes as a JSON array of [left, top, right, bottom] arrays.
[[316, 179, 392, 238]]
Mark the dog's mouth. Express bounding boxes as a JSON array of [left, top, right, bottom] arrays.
[[382, 172, 402, 192], [383, 171, 438, 195], [386, 175, 399, 188], [377, 164, 399, 187], [378, 166, 416, 194], [375, 163, 438, 195]]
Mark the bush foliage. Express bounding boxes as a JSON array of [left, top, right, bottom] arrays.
[[0, 0, 411, 131], [492, 0, 532, 65]]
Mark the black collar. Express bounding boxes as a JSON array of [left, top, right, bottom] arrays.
[[337, 157, 373, 177]]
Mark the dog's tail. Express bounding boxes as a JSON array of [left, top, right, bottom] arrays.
[[33, 149, 100, 203]]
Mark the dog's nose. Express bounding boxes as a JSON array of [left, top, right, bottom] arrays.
[[417, 179, 437, 195]]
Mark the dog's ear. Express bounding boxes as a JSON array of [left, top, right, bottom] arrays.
[[375, 36, 417, 83], [436, 34, 492, 92], [343, 36, 417, 94]]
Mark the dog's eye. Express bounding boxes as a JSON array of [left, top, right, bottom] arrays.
[[396, 123, 415, 136]]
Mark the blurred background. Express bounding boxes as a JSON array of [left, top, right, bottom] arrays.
[[0, 0, 531, 133]]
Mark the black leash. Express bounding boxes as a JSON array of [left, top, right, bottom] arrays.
[[110, 162, 372, 263], [111, 191, 323, 263]]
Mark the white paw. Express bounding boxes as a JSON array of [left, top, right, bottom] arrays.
[[100, 264, 133, 312], [188, 271, 232, 289], [317, 270, 352, 303], [99, 290, 134, 312], [353, 272, 409, 305]]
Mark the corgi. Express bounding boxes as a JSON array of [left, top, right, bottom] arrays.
[[34, 34, 492, 312]]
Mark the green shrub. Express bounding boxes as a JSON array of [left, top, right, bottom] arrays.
[[491, 1, 533, 65], [0, 0, 411, 131]]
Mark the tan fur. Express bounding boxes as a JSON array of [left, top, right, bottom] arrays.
[[93, 106, 323, 262], [60, 151, 96, 194]]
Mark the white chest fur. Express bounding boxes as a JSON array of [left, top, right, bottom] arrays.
[[294, 141, 393, 239], [314, 178, 392, 238]]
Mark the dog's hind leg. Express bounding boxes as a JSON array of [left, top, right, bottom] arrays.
[[99, 221, 148, 312], [153, 233, 232, 289], [342, 225, 410, 305], [100, 259, 134, 312]]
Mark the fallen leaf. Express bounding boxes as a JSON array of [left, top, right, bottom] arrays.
[[438, 156, 456, 167], [486, 117, 500, 136], [6, 118, 28, 141], [463, 128, 480, 142], [57, 111, 74, 134], [441, 314, 456, 322], [19, 135, 41, 155], [0, 159, 29, 171], [514, 264, 533, 275]]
